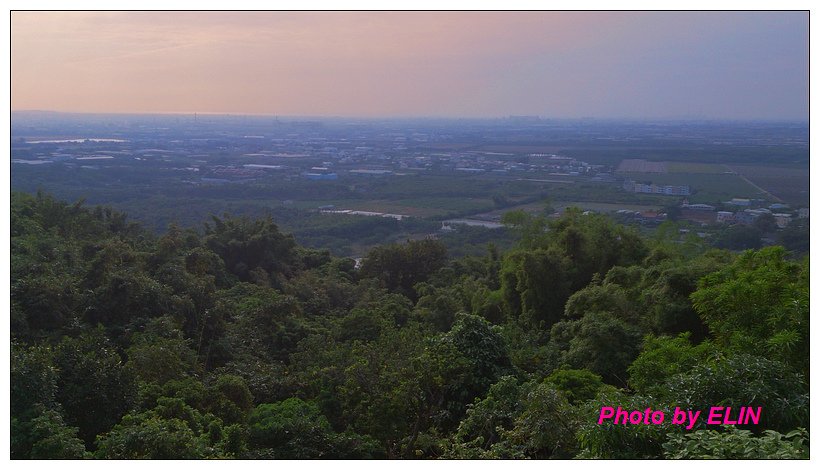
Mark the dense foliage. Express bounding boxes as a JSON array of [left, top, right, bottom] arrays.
[[10, 191, 809, 459]]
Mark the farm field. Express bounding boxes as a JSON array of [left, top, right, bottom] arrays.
[[665, 162, 728, 174], [727, 165, 809, 206], [325, 197, 496, 218], [554, 201, 662, 213], [477, 199, 661, 220], [472, 145, 568, 154], [617, 159, 667, 173], [360, 174, 548, 199]]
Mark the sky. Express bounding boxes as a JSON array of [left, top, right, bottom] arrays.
[[10, 11, 809, 120]]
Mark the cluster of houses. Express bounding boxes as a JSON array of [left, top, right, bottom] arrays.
[[608, 198, 807, 231], [682, 199, 806, 228]]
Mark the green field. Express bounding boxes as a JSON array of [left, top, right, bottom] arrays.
[[555, 201, 662, 213], [728, 165, 809, 206], [340, 197, 495, 218], [665, 162, 728, 174]]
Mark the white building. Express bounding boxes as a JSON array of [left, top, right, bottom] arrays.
[[623, 180, 690, 196]]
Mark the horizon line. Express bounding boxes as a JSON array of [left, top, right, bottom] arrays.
[[10, 109, 810, 123]]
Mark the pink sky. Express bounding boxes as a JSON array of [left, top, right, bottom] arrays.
[[11, 11, 808, 119]]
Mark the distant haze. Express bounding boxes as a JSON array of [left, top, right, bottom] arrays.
[[11, 11, 808, 120]]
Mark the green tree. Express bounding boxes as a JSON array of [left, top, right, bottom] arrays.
[[777, 217, 809, 255], [547, 208, 647, 289], [713, 225, 762, 250], [577, 389, 676, 459], [546, 369, 610, 405], [492, 382, 579, 458], [96, 396, 239, 459], [627, 333, 717, 394], [126, 327, 201, 386], [448, 377, 581, 459], [359, 238, 448, 301], [436, 314, 513, 429], [28, 407, 88, 459], [501, 210, 549, 248], [550, 311, 643, 386], [753, 213, 778, 234], [247, 398, 380, 458], [204, 214, 298, 286], [637, 252, 730, 340], [12, 406, 88, 459], [11, 341, 58, 418], [564, 281, 635, 323], [336, 308, 389, 342], [96, 415, 209, 459], [500, 248, 574, 329], [690, 246, 808, 375], [414, 281, 469, 332], [82, 265, 175, 333], [52, 329, 136, 445], [218, 283, 307, 364], [205, 374, 255, 425], [447, 376, 526, 457], [663, 426, 808, 459], [660, 354, 808, 433]]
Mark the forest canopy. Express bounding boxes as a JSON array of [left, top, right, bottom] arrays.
[[10, 191, 809, 459]]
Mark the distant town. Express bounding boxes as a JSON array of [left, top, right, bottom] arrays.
[[11, 112, 809, 255]]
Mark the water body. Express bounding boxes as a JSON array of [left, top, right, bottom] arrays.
[[442, 219, 504, 229], [12, 159, 53, 165], [26, 138, 128, 144], [244, 164, 283, 169]]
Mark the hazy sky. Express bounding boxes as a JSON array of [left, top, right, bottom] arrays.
[[11, 11, 809, 119]]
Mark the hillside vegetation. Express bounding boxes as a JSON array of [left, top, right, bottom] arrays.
[[10, 191, 808, 459]]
